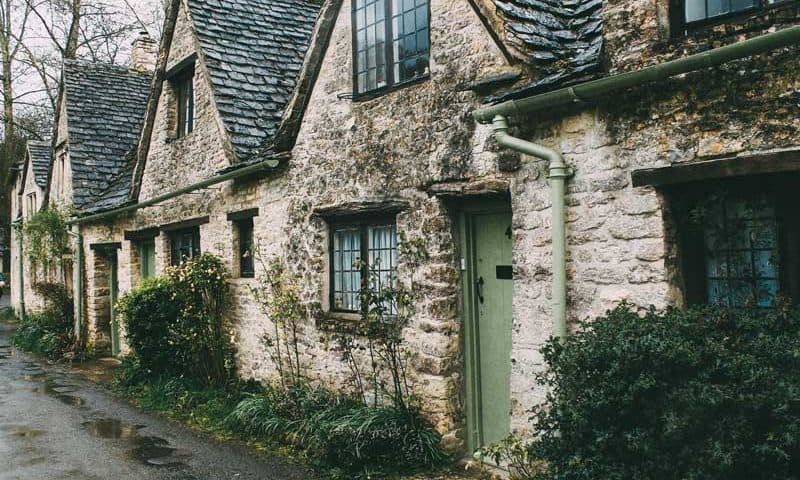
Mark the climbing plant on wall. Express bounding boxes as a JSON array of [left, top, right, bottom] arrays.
[[23, 207, 71, 272]]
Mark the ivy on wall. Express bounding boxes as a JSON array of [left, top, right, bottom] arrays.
[[22, 207, 71, 272]]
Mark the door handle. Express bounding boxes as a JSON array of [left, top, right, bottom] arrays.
[[476, 276, 485, 304]]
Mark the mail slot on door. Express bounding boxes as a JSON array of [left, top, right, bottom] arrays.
[[496, 265, 513, 280]]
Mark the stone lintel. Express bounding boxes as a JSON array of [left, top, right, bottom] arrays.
[[427, 178, 510, 199], [160, 216, 210, 232], [632, 149, 800, 188], [312, 198, 410, 219], [227, 208, 260, 222], [124, 227, 160, 241]]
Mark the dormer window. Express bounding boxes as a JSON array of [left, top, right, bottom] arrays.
[[172, 66, 195, 138], [352, 0, 430, 97]]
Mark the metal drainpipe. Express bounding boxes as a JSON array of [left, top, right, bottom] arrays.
[[475, 25, 800, 340], [67, 228, 84, 345], [491, 115, 570, 339], [14, 221, 25, 319]]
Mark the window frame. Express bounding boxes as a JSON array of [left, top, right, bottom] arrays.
[[25, 192, 36, 220], [670, 175, 800, 308], [350, 0, 431, 100], [172, 66, 195, 138], [235, 218, 255, 279], [675, 0, 797, 32], [328, 216, 398, 314], [168, 227, 200, 266]]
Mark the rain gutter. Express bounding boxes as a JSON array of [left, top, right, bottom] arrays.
[[68, 154, 286, 226], [472, 25, 800, 340]]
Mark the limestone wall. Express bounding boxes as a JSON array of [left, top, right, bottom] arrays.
[[71, 0, 800, 456]]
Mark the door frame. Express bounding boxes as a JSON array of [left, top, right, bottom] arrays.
[[109, 250, 120, 356], [458, 197, 513, 454]]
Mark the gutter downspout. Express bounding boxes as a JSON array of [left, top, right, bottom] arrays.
[[67, 228, 83, 346], [13, 220, 25, 319], [492, 116, 570, 339], [474, 25, 800, 340]]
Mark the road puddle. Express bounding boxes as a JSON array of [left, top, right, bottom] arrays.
[[30, 379, 87, 407], [82, 417, 190, 467], [1, 425, 47, 438]]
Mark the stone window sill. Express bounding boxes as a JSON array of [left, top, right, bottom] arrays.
[[228, 277, 256, 287]]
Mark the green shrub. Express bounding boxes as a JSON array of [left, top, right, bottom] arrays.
[[116, 278, 180, 376], [12, 283, 74, 359], [228, 383, 447, 478], [166, 254, 235, 385], [527, 303, 800, 480], [118, 254, 235, 386]]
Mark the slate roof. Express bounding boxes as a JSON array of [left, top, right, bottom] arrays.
[[27, 141, 52, 189], [63, 60, 151, 209], [187, 0, 320, 160], [491, 0, 603, 100]]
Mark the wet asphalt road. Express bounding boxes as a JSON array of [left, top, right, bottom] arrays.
[[0, 313, 316, 480]]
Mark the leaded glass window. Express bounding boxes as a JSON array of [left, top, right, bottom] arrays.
[[333, 227, 362, 311], [704, 193, 780, 308], [169, 227, 200, 266], [331, 220, 398, 313], [683, 0, 787, 25], [353, 0, 429, 95], [391, 0, 429, 85]]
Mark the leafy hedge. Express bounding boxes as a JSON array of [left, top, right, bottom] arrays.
[[526, 303, 800, 480], [12, 282, 74, 358], [115, 278, 180, 375], [117, 254, 235, 385]]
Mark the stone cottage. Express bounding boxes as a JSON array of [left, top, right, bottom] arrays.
[[16, 0, 800, 458], [43, 48, 153, 354], [9, 141, 53, 314]]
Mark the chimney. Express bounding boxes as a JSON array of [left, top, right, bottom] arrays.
[[131, 31, 158, 72]]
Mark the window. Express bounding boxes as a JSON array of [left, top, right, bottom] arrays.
[[169, 227, 200, 266], [674, 177, 800, 308], [236, 218, 255, 278], [138, 239, 156, 279], [331, 219, 398, 313], [25, 192, 36, 220], [174, 67, 195, 138], [352, 0, 430, 96], [681, 0, 792, 26]]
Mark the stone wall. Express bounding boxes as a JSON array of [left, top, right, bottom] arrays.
[[70, 0, 800, 457]]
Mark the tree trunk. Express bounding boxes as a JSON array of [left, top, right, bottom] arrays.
[[64, 0, 82, 59]]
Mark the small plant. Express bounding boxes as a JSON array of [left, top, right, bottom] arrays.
[[250, 257, 306, 388], [12, 282, 74, 359]]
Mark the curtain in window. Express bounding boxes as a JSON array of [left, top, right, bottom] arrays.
[[368, 224, 398, 314], [333, 227, 362, 311]]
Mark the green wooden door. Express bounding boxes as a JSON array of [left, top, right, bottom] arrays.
[[463, 209, 513, 452], [109, 251, 121, 356], [139, 240, 156, 279]]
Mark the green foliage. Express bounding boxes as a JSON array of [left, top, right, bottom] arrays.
[[116, 278, 180, 375], [166, 253, 235, 385], [118, 254, 235, 386], [12, 282, 74, 359], [476, 435, 546, 480], [250, 258, 306, 388], [526, 303, 800, 480], [22, 207, 70, 271], [228, 382, 447, 478]]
